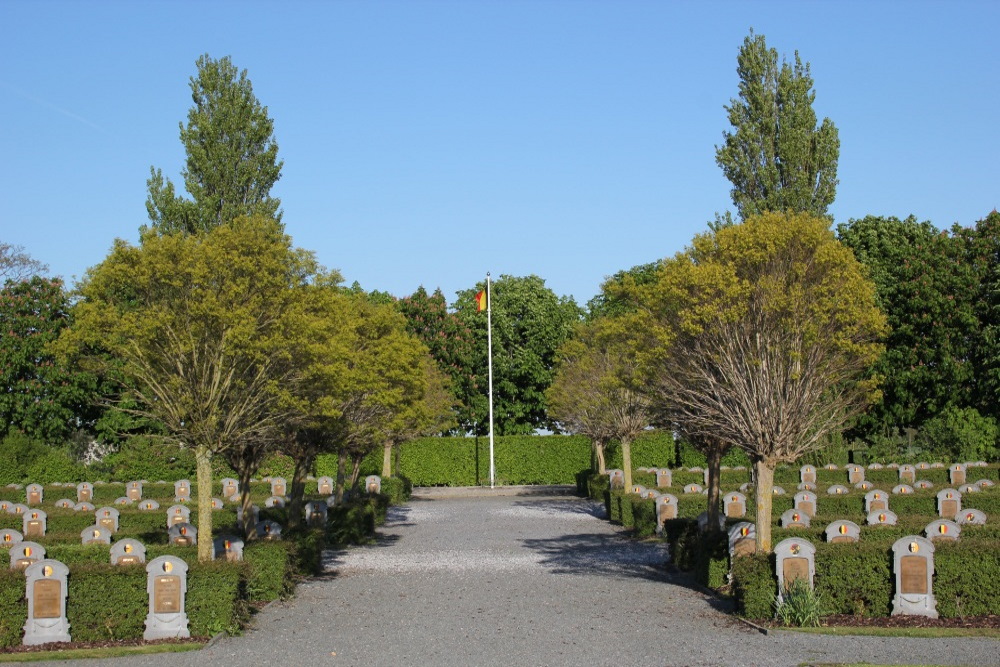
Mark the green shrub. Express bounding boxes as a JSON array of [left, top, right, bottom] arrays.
[[0, 433, 47, 485], [814, 542, 892, 617], [327, 498, 378, 546], [243, 540, 290, 602], [0, 570, 26, 648], [606, 431, 676, 469], [731, 553, 774, 619], [67, 564, 146, 641], [25, 448, 87, 485], [630, 497, 657, 537], [93, 437, 196, 482], [775, 577, 822, 627], [934, 539, 1000, 617], [187, 561, 246, 636]]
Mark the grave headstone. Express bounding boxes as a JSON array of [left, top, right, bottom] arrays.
[[867, 509, 899, 526], [127, 481, 143, 501], [899, 465, 916, 485], [915, 480, 934, 490], [924, 519, 960, 543], [855, 481, 873, 491], [115, 497, 132, 506], [264, 495, 285, 508], [221, 478, 239, 500], [256, 520, 282, 540], [684, 483, 703, 494], [847, 465, 865, 485], [76, 482, 93, 503], [305, 501, 328, 528], [81, 525, 111, 545], [655, 494, 678, 529], [168, 523, 197, 547], [1, 529, 24, 547], [110, 538, 147, 566], [271, 477, 288, 497], [96, 507, 120, 533], [23, 559, 71, 645], [774, 538, 816, 604], [824, 463, 838, 471], [793, 491, 817, 517], [868, 463, 884, 470], [956, 509, 987, 526], [73, 501, 95, 512], [865, 490, 889, 513], [772, 486, 786, 496], [936, 489, 961, 520], [138, 500, 160, 511], [739, 482, 752, 493], [916, 462, 930, 471], [166, 505, 190, 528], [703, 469, 710, 486], [931, 462, 945, 469], [688, 467, 703, 473], [144, 556, 190, 639], [797, 482, 816, 492], [800, 465, 817, 485], [173, 480, 191, 503], [957, 483, 979, 495], [892, 536, 937, 618], [780, 509, 810, 529], [655, 468, 672, 488], [10, 503, 28, 516], [54, 499, 74, 509], [724, 492, 746, 518], [728, 522, 756, 558], [213, 535, 244, 562], [26, 484, 43, 505], [892, 484, 914, 495], [630, 484, 647, 497], [23, 510, 46, 539], [211, 498, 224, 510], [608, 469, 625, 489], [236, 504, 260, 525], [824, 520, 861, 544], [365, 475, 381, 494], [10, 541, 45, 570], [949, 464, 967, 487], [317, 476, 334, 495], [977, 479, 995, 489]]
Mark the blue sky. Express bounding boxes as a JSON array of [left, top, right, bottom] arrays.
[[2, 1, 997, 307]]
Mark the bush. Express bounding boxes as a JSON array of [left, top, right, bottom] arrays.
[[93, 437, 196, 482], [918, 407, 999, 463], [731, 553, 774, 619], [934, 539, 1000, 617], [243, 540, 291, 602], [25, 448, 87, 485], [0, 433, 47, 485]]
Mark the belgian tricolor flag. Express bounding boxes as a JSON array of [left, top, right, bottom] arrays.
[[474, 290, 487, 312]]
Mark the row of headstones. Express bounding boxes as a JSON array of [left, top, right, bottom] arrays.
[[727, 528, 949, 618], [18, 555, 193, 645], [12, 474, 382, 506], [800, 463, 989, 488]]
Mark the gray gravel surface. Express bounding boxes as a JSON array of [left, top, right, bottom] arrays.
[[16, 493, 1000, 666]]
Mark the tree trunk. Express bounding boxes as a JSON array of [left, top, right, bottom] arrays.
[[194, 446, 214, 562], [394, 441, 402, 478], [382, 440, 392, 478], [753, 458, 775, 553], [621, 437, 633, 491], [287, 454, 312, 531], [335, 448, 347, 505], [238, 464, 256, 540], [593, 439, 607, 474], [349, 454, 363, 490], [705, 446, 723, 534]]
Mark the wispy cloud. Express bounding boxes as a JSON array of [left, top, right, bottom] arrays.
[[0, 81, 107, 134]]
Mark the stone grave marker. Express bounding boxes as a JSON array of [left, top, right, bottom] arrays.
[[957, 483, 979, 494], [317, 476, 334, 495], [780, 509, 810, 529], [166, 505, 190, 528], [168, 523, 197, 547], [915, 480, 934, 490], [931, 462, 945, 468], [696, 511, 724, 532], [26, 484, 43, 505], [887, 463, 899, 468], [236, 504, 260, 525], [847, 465, 865, 485], [977, 479, 995, 489], [702, 469, 710, 486], [824, 463, 838, 471], [10, 541, 45, 570], [174, 480, 191, 503], [305, 500, 328, 527], [688, 467, 703, 473], [138, 500, 160, 511], [642, 488, 658, 500], [213, 535, 244, 562], [96, 507, 120, 533], [23, 559, 71, 645], [800, 465, 817, 485], [892, 536, 937, 618], [111, 538, 146, 566], [936, 489, 961, 520], [825, 520, 861, 543], [54, 499, 74, 509], [23, 510, 46, 539], [728, 522, 756, 558], [655, 468, 672, 488], [892, 484, 914, 495], [774, 538, 816, 603], [916, 462, 930, 471], [724, 492, 746, 518], [867, 509, 899, 526], [365, 475, 381, 494], [115, 497, 132, 506], [10, 503, 28, 517], [256, 520, 282, 540], [144, 556, 190, 640], [772, 486, 786, 496], [684, 483, 702, 494], [739, 482, 752, 493], [855, 481, 873, 491], [949, 464, 967, 486], [868, 463, 884, 470], [957, 509, 987, 526], [629, 484, 646, 496], [1, 529, 24, 547], [264, 495, 286, 508], [271, 477, 288, 497], [73, 501, 95, 512], [925, 519, 960, 543], [865, 489, 889, 513], [76, 482, 93, 503], [211, 498, 224, 510], [81, 525, 111, 545], [608, 469, 625, 489], [899, 465, 916, 485], [655, 494, 678, 528], [797, 482, 816, 492], [793, 491, 817, 517], [127, 481, 143, 501], [221, 478, 239, 500]]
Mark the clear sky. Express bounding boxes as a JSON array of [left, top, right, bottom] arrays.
[[2, 1, 997, 307]]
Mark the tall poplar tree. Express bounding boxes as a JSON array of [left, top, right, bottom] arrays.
[[146, 55, 283, 234], [716, 31, 840, 221]]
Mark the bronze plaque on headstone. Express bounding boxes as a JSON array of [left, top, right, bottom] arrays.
[[28, 492, 41, 505], [318, 483, 331, 495], [901, 471, 915, 484], [128, 489, 141, 501], [900, 556, 928, 594], [658, 504, 676, 521], [733, 538, 756, 557], [174, 537, 191, 547], [871, 500, 887, 512], [831, 535, 854, 544], [25, 521, 43, 538], [941, 499, 958, 519], [273, 484, 285, 496], [799, 502, 815, 517], [225, 550, 239, 563], [154, 576, 181, 613], [118, 556, 139, 566], [171, 515, 184, 526], [803, 472, 816, 484], [783, 557, 809, 584], [79, 488, 91, 502], [33, 579, 62, 619], [725, 502, 741, 518], [14, 558, 33, 570], [951, 471, 966, 486], [99, 518, 115, 532]]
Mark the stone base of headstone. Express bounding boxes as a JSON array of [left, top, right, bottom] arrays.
[[23, 617, 71, 646], [144, 612, 190, 640]]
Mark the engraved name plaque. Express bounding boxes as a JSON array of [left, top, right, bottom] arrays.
[[33, 579, 62, 619], [900, 556, 928, 595]]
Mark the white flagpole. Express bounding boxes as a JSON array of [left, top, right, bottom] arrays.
[[486, 272, 495, 489]]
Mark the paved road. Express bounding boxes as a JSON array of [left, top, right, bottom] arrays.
[[22, 493, 1000, 666]]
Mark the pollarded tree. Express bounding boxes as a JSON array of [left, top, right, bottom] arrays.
[[0, 243, 48, 283], [716, 30, 840, 221], [62, 216, 312, 560], [547, 319, 651, 488], [630, 212, 886, 551], [146, 54, 283, 235]]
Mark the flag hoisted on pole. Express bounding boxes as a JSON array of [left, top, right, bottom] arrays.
[[478, 274, 496, 488]]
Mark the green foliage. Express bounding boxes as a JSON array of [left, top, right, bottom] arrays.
[[187, 561, 247, 636], [716, 30, 839, 220], [24, 447, 87, 484], [146, 54, 282, 235], [0, 432, 48, 485], [94, 438, 198, 482], [731, 552, 775, 619], [243, 540, 291, 601], [775, 577, 823, 627], [970, 211, 1000, 424], [0, 570, 26, 648], [67, 564, 146, 640], [327, 497, 379, 546], [917, 406, 998, 463], [586, 261, 662, 321], [814, 542, 892, 617], [935, 539, 1000, 616]]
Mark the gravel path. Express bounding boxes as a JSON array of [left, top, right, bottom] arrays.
[[21, 493, 1000, 666]]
